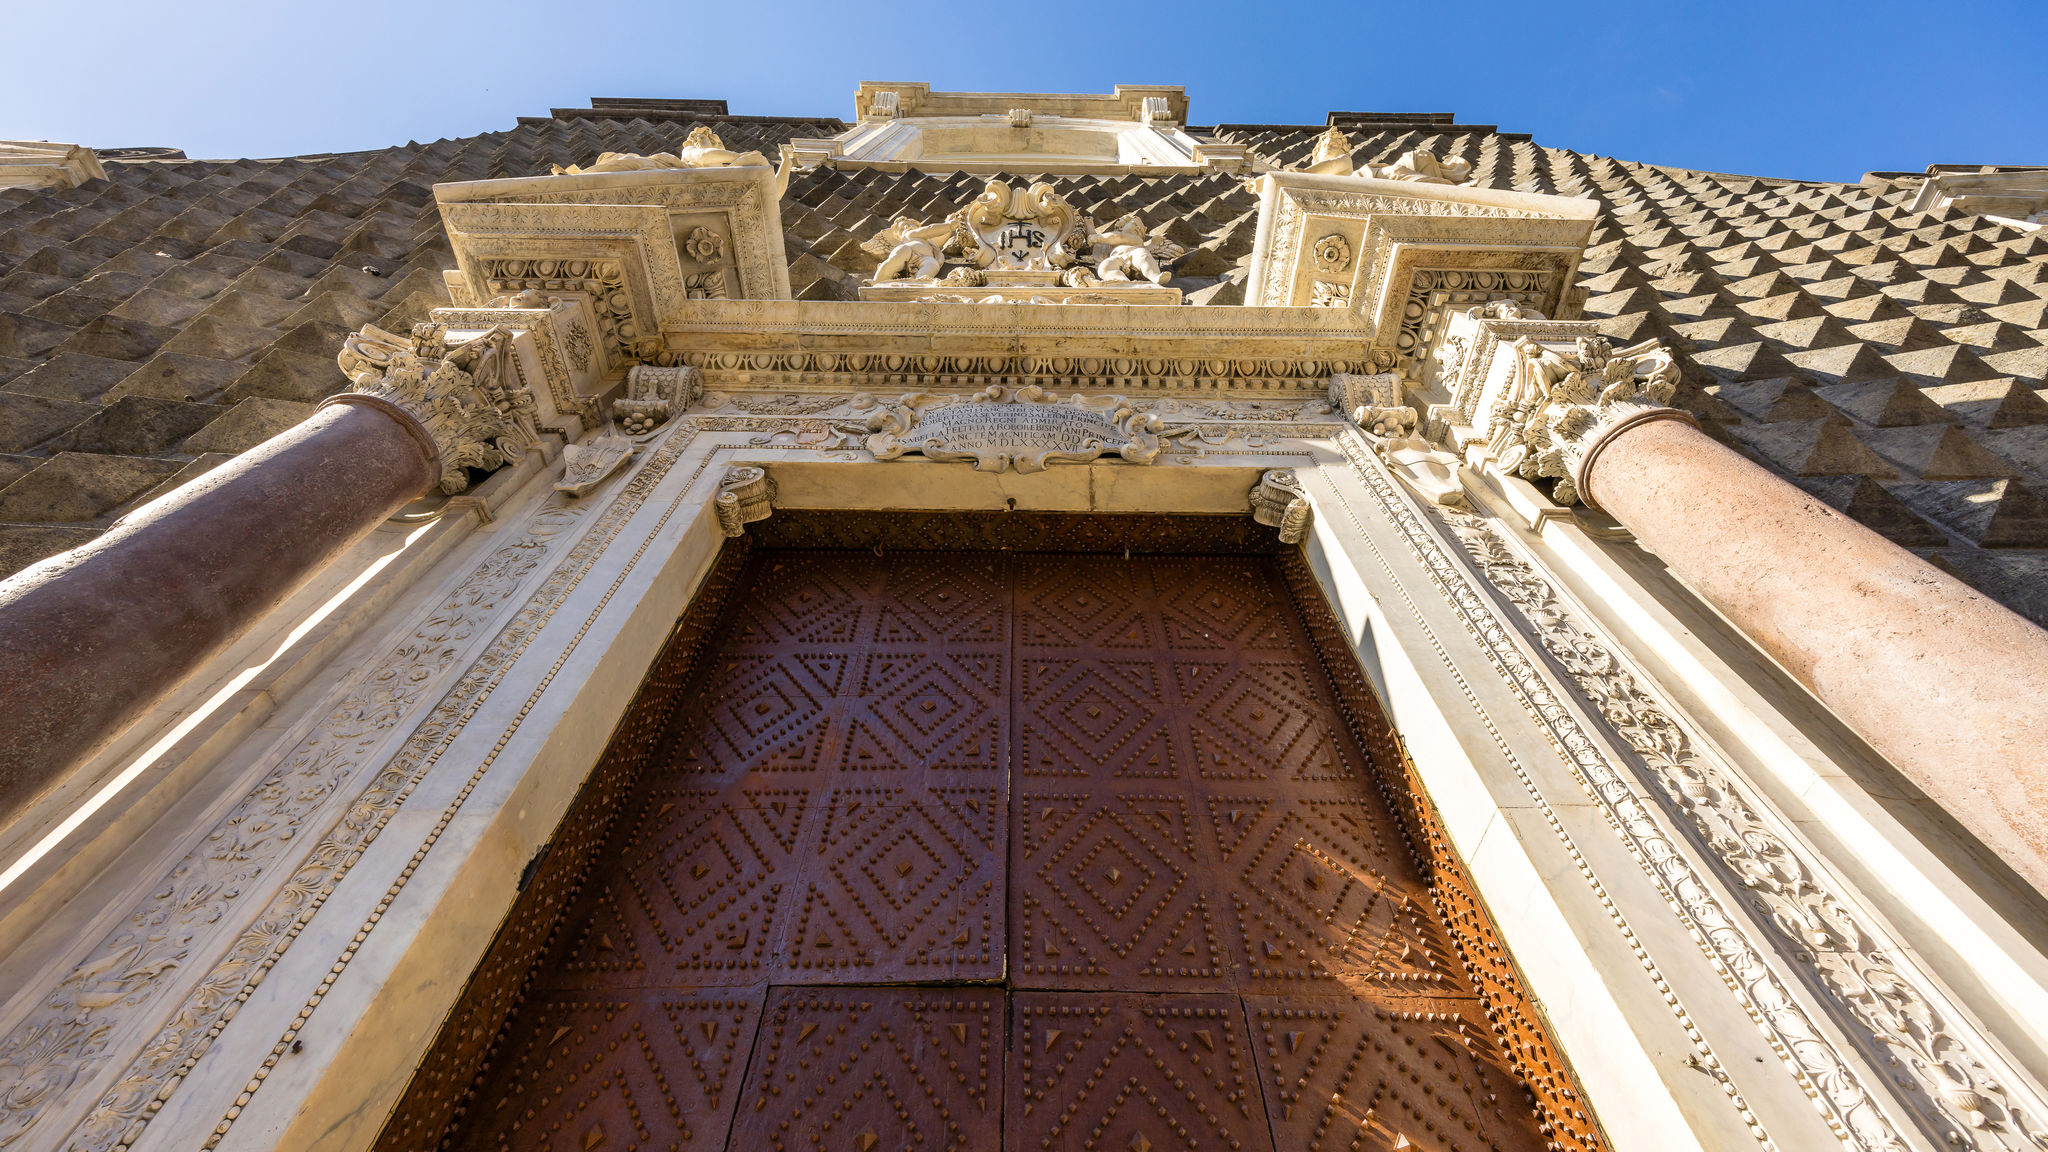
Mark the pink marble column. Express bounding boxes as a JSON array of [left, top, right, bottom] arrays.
[[1579, 415, 2048, 892], [0, 400, 436, 824]]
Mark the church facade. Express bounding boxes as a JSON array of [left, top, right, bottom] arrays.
[[0, 84, 2046, 1152]]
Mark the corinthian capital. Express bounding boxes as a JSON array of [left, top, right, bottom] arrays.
[[1482, 335, 1686, 507], [330, 323, 542, 494]]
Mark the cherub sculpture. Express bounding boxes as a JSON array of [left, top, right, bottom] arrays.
[[551, 126, 767, 175], [1367, 149, 1474, 185], [1088, 214, 1183, 285], [1304, 126, 1355, 175], [862, 216, 961, 282]]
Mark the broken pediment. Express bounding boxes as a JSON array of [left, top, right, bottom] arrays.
[[1244, 167, 1599, 382], [0, 140, 106, 191], [433, 133, 791, 368]]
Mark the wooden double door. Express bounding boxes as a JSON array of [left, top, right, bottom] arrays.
[[424, 544, 1568, 1152]]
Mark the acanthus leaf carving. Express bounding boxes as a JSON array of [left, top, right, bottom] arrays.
[[1482, 335, 1681, 506], [334, 323, 541, 495], [1439, 504, 2048, 1152]]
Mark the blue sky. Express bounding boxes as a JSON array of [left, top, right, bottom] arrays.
[[5, 0, 2043, 184]]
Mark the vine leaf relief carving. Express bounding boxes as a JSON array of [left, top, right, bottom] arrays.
[[1436, 505, 2048, 1151], [1334, 431, 1909, 1152]]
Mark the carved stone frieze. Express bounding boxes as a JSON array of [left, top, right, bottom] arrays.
[[713, 465, 774, 536], [682, 348, 1383, 394], [332, 323, 541, 494], [1248, 468, 1311, 542], [1477, 335, 1682, 506], [842, 385, 1168, 473], [1439, 506, 2048, 1151]]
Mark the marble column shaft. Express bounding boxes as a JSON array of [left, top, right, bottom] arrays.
[[1581, 415, 2048, 891], [0, 401, 437, 825]]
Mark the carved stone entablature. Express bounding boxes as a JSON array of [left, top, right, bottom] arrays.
[[714, 465, 775, 535], [683, 347, 1386, 395], [1467, 334, 1684, 506], [330, 322, 542, 494], [856, 180, 1187, 303], [840, 385, 1169, 473], [1249, 468, 1311, 542], [1244, 171, 1597, 383], [432, 157, 790, 370], [613, 364, 703, 433]]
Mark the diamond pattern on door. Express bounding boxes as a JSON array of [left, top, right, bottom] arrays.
[[1245, 993, 1551, 1151], [1014, 792, 1230, 990], [778, 783, 1006, 982], [543, 785, 813, 990], [1010, 991, 1275, 1152], [457, 989, 763, 1152], [435, 547, 1572, 1152], [730, 987, 1002, 1152]]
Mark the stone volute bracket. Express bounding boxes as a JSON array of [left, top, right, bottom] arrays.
[[715, 465, 775, 537], [1249, 469, 1311, 543]]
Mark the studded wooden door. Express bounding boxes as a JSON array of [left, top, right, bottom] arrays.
[[413, 540, 1600, 1152]]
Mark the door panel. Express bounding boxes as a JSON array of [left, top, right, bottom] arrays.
[[421, 545, 1572, 1152]]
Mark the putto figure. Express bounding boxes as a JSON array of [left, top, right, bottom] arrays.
[[1088, 214, 1184, 285], [862, 216, 962, 281]]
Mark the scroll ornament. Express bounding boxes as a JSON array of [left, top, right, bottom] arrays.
[[614, 364, 703, 434], [336, 323, 541, 494], [1249, 469, 1312, 543], [845, 385, 1169, 473], [1484, 336, 1680, 506], [714, 465, 775, 536]]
